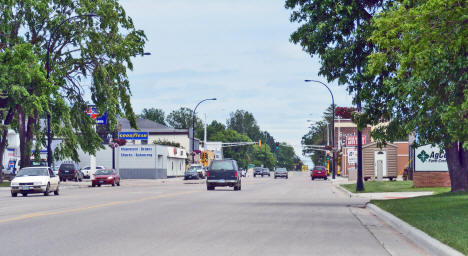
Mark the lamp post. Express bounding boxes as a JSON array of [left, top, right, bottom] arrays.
[[191, 98, 216, 163], [305, 79, 336, 179], [45, 13, 97, 167]]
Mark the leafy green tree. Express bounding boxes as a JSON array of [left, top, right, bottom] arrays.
[[226, 110, 262, 141], [0, 0, 147, 164], [0, 43, 51, 168], [206, 120, 226, 141], [210, 129, 252, 168], [166, 107, 203, 137], [139, 108, 166, 125], [302, 120, 328, 166], [275, 143, 296, 170], [364, 0, 468, 191], [286, 0, 391, 191], [250, 144, 277, 170]]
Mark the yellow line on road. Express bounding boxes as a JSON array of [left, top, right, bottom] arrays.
[[0, 190, 198, 224]]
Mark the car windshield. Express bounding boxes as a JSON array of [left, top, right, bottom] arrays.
[[186, 169, 198, 173], [95, 170, 114, 175], [16, 168, 48, 177], [60, 164, 75, 170], [276, 168, 287, 172], [30, 160, 47, 167], [314, 167, 326, 171], [188, 166, 202, 171], [210, 161, 234, 171], [254, 168, 262, 171]]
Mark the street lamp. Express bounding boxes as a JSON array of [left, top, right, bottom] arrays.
[[305, 79, 336, 179], [45, 13, 98, 167], [192, 98, 216, 163]]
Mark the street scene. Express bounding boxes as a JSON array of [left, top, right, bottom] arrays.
[[0, 0, 466, 256]]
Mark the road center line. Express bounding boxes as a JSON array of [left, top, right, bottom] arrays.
[[0, 190, 198, 224]]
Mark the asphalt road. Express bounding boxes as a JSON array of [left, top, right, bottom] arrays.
[[0, 172, 431, 256]]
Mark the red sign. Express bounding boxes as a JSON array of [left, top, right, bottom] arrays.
[[346, 136, 366, 146], [86, 106, 99, 120]]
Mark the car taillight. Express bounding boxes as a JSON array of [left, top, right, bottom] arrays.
[[206, 171, 210, 177], [234, 171, 238, 177], [74, 170, 77, 174]]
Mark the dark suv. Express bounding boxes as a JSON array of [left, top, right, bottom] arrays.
[[206, 159, 241, 191], [58, 162, 83, 182], [253, 167, 263, 177]]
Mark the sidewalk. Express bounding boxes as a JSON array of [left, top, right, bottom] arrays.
[[332, 178, 434, 200]]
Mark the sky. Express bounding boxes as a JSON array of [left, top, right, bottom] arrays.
[[120, 0, 354, 166]]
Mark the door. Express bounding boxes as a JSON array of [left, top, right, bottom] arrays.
[[374, 151, 387, 180], [49, 168, 59, 190]]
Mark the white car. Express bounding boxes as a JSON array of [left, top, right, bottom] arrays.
[[187, 165, 205, 178], [81, 166, 105, 179], [10, 167, 60, 197]]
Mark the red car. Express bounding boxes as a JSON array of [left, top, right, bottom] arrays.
[[311, 166, 328, 180], [92, 169, 120, 187]]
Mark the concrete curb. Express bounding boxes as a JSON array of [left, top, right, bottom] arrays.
[[335, 183, 355, 198], [367, 203, 464, 256]]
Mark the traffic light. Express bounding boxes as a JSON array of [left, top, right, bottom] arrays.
[[275, 142, 279, 151], [258, 140, 261, 147]]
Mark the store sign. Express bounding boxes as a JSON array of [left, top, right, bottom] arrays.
[[347, 149, 357, 164], [118, 132, 149, 140], [415, 145, 448, 172], [119, 146, 155, 169], [86, 106, 107, 124], [346, 136, 367, 146]]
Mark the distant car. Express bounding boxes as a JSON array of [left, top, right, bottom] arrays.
[[253, 167, 263, 177], [262, 168, 271, 177], [10, 167, 60, 197], [184, 168, 199, 180], [311, 166, 328, 180], [206, 159, 241, 191], [274, 168, 288, 179], [81, 166, 105, 179], [58, 162, 83, 182], [187, 164, 205, 178], [92, 169, 120, 187]]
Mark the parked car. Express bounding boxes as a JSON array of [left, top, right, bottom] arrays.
[[311, 166, 328, 180], [58, 162, 83, 182], [92, 169, 120, 187], [262, 168, 271, 177], [184, 168, 199, 180], [274, 168, 288, 179], [253, 167, 263, 177], [206, 159, 241, 191], [81, 166, 105, 179], [187, 164, 205, 178], [10, 167, 60, 197]]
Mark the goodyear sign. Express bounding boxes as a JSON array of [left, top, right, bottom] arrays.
[[118, 132, 149, 140]]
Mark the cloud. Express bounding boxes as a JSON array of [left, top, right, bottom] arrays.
[[122, 0, 354, 159]]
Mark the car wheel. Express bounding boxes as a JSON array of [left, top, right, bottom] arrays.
[[98, 184, 101, 187], [207, 185, 214, 190], [117, 180, 120, 186], [324, 177, 328, 180], [233, 185, 238, 191], [54, 186, 59, 195], [312, 177, 315, 180], [112, 180, 115, 186], [22, 193, 27, 197], [11, 192, 17, 197], [274, 176, 277, 179], [44, 183, 50, 196], [92, 184, 96, 187]]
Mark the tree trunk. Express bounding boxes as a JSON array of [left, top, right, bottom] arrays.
[[0, 108, 14, 171], [18, 106, 30, 169], [446, 142, 468, 192]]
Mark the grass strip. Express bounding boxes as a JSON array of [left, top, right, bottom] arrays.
[[372, 192, 468, 255], [341, 181, 450, 193]]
